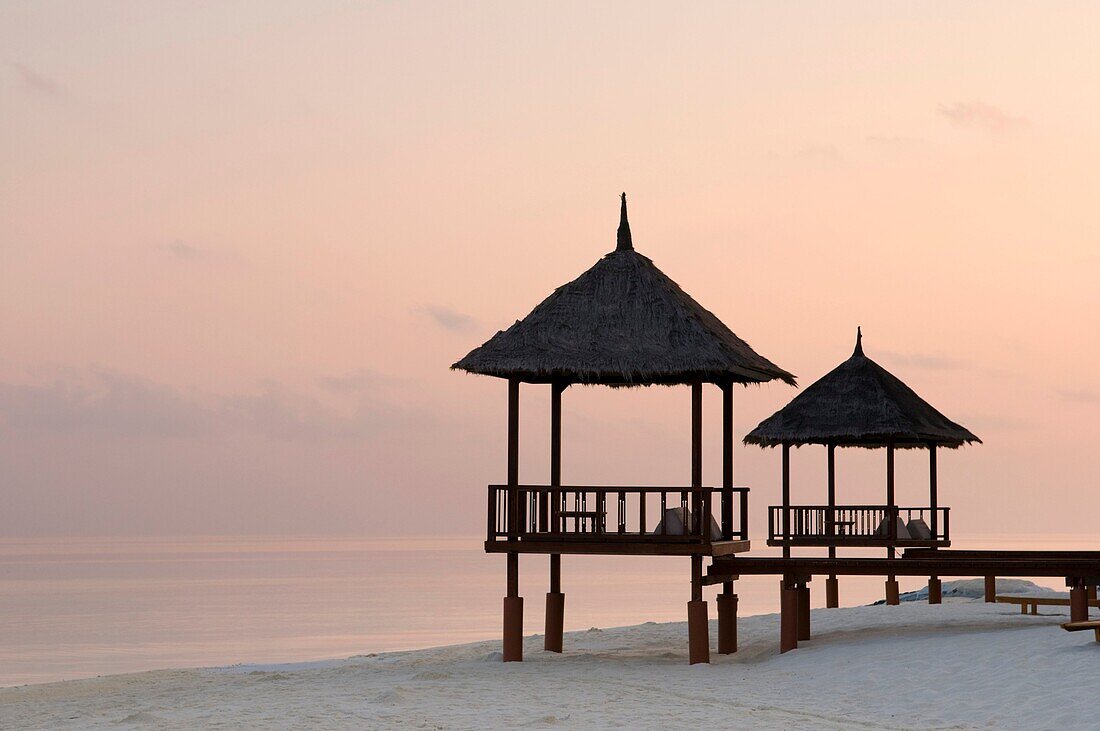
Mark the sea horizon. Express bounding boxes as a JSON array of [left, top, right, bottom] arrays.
[[3, 531, 1092, 688]]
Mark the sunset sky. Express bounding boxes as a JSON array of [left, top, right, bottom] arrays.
[[2, 1, 1098, 538]]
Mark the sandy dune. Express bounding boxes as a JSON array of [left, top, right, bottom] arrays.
[[2, 598, 1097, 730]]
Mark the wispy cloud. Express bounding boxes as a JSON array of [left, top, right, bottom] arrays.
[[0, 368, 431, 441], [317, 369, 398, 394], [0, 369, 213, 437], [416, 305, 478, 333], [794, 144, 842, 165], [10, 62, 61, 96], [167, 240, 203, 261], [937, 102, 1030, 132], [1055, 388, 1098, 404]]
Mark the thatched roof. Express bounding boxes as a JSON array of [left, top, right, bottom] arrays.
[[744, 329, 981, 449], [452, 194, 795, 387]]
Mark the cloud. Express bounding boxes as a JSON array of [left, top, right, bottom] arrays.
[[167, 240, 203, 260], [794, 144, 842, 164], [416, 305, 478, 333], [937, 102, 1030, 132], [10, 62, 61, 96], [0, 369, 213, 437], [317, 369, 399, 394], [0, 368, 431, 442], [878, 351, 968, 371], [1055, 388, 1098, 404]]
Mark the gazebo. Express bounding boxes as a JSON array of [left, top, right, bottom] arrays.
[[453, 194, 794, 664], [744, 328, 980, 609]]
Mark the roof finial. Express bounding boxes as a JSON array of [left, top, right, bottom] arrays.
[[616, 192, 633, 251], [854, 326, 864, 356]]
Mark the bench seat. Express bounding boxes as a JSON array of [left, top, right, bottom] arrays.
[[1061, 620, 1100, 641], [995, 595, 1099, 615]]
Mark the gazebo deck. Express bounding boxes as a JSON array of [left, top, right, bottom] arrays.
[[486, 484, 751, 556], [767, 504, 950, 548]]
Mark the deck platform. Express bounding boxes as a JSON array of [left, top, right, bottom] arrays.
[[706, 553, 1100, 585], [486, 538, 750, 556]]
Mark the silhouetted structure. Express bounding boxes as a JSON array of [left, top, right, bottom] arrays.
[[743, 328, 980, 648], [454, 194, 793, 663], [456, 197, 1099, 662]]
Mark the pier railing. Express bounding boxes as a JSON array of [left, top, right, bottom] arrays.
[[488, 485, 749, 545], [767, 505, 950, 547]]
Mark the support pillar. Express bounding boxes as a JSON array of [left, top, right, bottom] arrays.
[[984, 576, 996, 603], [885, 575, 900, 605], [503, 552, 523, 662], [544, 555, 564, 652], [826, 444, 838, 611], [780, 578, 799, 653], [1088, 584, 1097, 603], [502, 379, 523, 662], [1070, 582, 1088, 623], [797, 583, 811, 640], [545, 382, 565, 654], [717, 585, 738, 654], [928, 576, 942, 604], [781, 445, 791, 559], [688, 555, 709, 664]]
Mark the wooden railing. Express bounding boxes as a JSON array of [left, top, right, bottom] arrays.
[[767, 505, 950, 545], [488, 485, 749, 544]]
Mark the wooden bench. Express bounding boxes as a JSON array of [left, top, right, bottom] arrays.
[[995, 595, 1100, 615], [1061, 620, 1100, 642], [558, 510, 605, 532]]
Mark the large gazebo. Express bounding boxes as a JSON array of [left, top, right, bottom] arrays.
[[745, 328, 980, 610], [453, 194, 794, 663]]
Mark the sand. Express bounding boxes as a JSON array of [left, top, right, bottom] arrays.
[[1, 594, 1097, 730]]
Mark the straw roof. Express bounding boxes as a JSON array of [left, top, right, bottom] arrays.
[[452, 194, 795, 387], [744, 329, 980, 449]]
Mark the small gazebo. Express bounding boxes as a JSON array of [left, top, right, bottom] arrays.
[[454, 194, 794, 664], [744, 328, 980, 607]]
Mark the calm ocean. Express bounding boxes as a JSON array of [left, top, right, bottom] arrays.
[[0, 533, 1092, 686]]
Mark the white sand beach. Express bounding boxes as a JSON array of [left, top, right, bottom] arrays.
[[2, 587, 1096, 730]]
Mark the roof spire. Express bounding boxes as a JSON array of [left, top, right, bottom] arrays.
[[854, 326, 864, 356], [616, 192, 633, 251]]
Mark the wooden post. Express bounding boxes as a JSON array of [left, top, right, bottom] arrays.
[[885, 442, 899, 605], [688, 555, 709, 664], [885, 578, 900, 605], [826, 443, 838, 608], [928, 444, 938, 604], [717, 588, 738, 654], [721, 382, 733, 539], [507, 379, 520, 537], [717, 381, 738, 654], [886, 442, 896, 556], [504, 553, 523, 662], [545, 383, 565, 653], [928, 576, 942, 604], [782, 445, 791, 559], [929, 445, 938, 541], [780, 576, 798, 653], [503, 379, 523, 662], [797, 582, 811, 640], [985, 576, 996, 603], [1070, 581, 1088, 622], [687, 383, 709, 664], [691, 382, 702, 532]]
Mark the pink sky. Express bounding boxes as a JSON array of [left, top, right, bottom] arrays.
[[1, 2, 1097, 537]]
